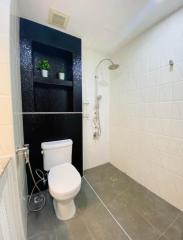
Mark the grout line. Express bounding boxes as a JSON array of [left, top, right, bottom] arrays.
[[83, 176, 133, 240], [156, 212, 181, 240]]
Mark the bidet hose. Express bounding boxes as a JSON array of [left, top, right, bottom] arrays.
[[27, 161, 41, 192], [27, 159, 47, 212]]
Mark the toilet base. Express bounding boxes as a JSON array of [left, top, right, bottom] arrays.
[[53, 198, 76, 221]]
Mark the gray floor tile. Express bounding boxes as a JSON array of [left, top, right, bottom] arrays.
[[137, 193, 179, 233], [55, 216, 94, 240], [164, 213, 183, 240], [28, 163, 182, 240], [28, 179, 129, 240], [158, 236, 168, 240], [85, 163, 180, 236], [75, 179, 99, 211], [75, 179, 129, 240], [121, 181, 180, 233], [28, 231, 57, 240], [27, 192, 55, 239], [84, 163, 131, 204], [107, 192, 160, 240], [84, 163, 125, 184]]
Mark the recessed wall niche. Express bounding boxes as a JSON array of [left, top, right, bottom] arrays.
[[32, 42, 73, 112]]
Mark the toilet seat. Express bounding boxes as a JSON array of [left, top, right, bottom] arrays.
[[48, 163, 81, 200]]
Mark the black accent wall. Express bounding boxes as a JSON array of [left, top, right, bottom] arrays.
[[20, 18, 83, 193]]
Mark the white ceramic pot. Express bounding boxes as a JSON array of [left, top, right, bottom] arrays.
[[41, 69, 48, 78], [58, 72, 65, 80]]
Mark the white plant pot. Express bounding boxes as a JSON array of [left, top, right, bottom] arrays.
[[58, 72, 65, 80], [41, 69, 48, 78]]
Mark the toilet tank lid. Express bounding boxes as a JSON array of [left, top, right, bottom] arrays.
[[41, 139, 73, 150]]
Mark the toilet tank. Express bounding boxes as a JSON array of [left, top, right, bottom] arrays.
[[41, 139, 73, 171]]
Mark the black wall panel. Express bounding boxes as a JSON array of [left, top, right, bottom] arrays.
[[20, 18, 82, 113], [34, 84, 73, 112], [20, 18, 83, 193], [23, 114, 82, 192]]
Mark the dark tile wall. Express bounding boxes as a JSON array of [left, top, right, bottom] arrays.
[[20, 18, 82, 113], [20, 18, 83, 193], [24, 114, 82, 192], [33, 84, 73, 112]]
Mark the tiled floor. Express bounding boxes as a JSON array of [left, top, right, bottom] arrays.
[[28, 163, 183, 240]]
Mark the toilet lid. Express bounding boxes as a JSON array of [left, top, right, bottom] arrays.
[[48, 163, 81, 196]]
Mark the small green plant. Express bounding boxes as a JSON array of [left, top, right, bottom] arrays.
[[37, 60, 50, 70]]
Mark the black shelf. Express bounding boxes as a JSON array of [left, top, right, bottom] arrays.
[[34, 79, 73, 87]]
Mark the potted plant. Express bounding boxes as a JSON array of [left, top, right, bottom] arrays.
[[38, 60, 50, 78], [58, 64, 65, 80]]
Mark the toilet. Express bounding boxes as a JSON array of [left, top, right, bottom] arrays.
[[41, 139, 81, 221]]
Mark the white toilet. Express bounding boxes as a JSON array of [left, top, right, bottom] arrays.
[[41, 139, 81, 221]]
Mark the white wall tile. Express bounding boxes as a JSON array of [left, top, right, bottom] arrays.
[[0, 64, 11, 95], [0, 1, 10, 36], [159, 83, 172, 102], [110, 8, 183, 211], [171, 120, 183, 139], [82, 46, 110, 170], [9, 0, 27, 237], [0, 96, 12, 125], [0, 125, 14, 155], [172, 102, 183, 120], [172, 82, 183, 101], [0, 0, 26, 239], [0, 36, 10, 63]]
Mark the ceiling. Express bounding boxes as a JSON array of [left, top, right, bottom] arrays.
[[18, 0, 183, 54]]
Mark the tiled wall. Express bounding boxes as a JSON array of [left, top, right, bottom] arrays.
[[0, 0, 26, 239], [0, 0, 14, 156], [10, 0, 27, 236], [82, 46, 110, 170], [0, 158, 24, 240], [110, 8, 183, 211]]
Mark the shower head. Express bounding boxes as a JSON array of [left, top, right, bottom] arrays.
[[95, 58, 119, 75], [108, 63, 120, 70]]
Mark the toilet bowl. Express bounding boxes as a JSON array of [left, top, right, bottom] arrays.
[[48, 163, 81, 220], [41, 139, 81, 220]]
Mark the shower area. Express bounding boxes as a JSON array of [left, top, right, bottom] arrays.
[[81, 7, 183, 240]]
